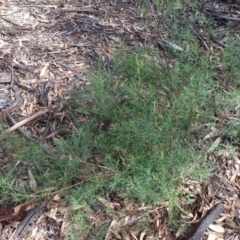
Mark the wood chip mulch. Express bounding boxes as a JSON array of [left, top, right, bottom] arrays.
[[0, 0, 240, 239]]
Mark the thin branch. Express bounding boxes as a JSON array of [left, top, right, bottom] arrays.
[[6, 109, 48, 132], [213, 13, 240, 21], [104, 220, 115, 240], [190, 25, 210, 51], [0, 10, 21, 16], [4, 111, 55, 156], [22, 5, 58, 8]]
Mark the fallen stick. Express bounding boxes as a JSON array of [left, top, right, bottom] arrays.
[[188, 203, 224, 240], [4, 111, 55, 156], [22, 5, 58, 8], [60, 9, 104, 15], [104, 220, 115, 240], [190, 25, 210, 51], [6, 109, 48, 132]]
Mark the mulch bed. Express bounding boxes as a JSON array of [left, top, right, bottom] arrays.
[[0, 0, 240, 239]]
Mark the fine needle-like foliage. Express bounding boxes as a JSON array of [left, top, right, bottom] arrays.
[[65, 45, 214, 204]]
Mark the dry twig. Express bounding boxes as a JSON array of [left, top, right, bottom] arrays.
[[6, 109, 49, 132]]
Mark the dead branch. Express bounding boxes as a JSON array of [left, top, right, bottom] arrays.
[[0, 10, 21, 16], [188, 203, 225, 240], [22, 5, 58, 8], [6, 109, 49, 132], [190, 25, 210, 51], [4, 111, 55, 156], [60, 9, 104, 15]]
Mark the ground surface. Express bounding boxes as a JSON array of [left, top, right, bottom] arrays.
[[0, 0, 240, 239]]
